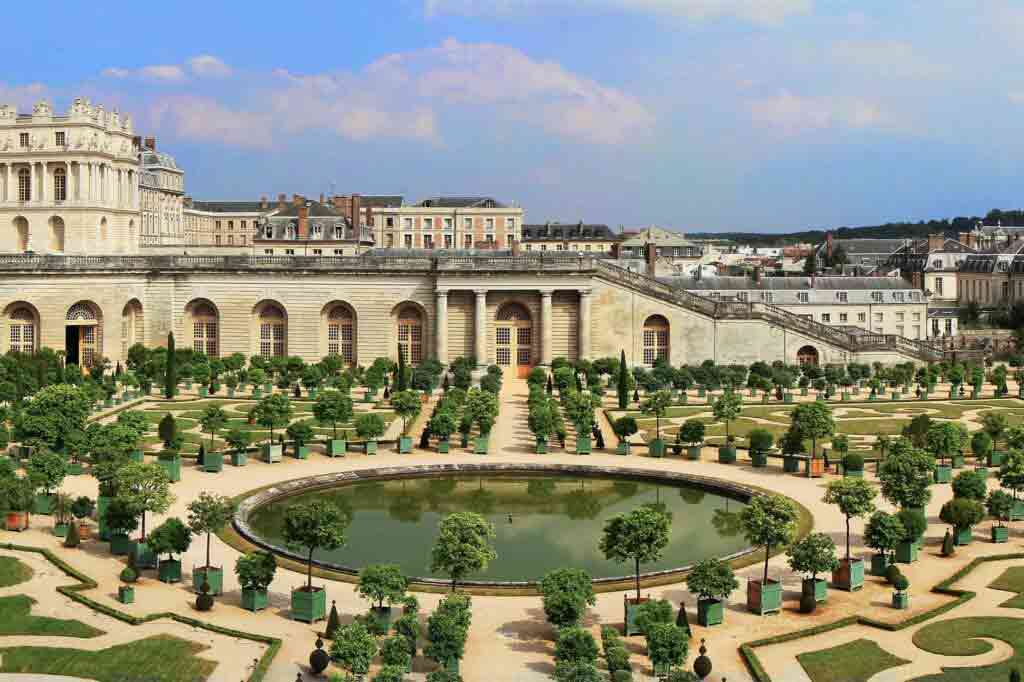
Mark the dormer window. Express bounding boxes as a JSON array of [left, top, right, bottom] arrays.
[[871, 292, 883, 302], [55, 132, 65, 147], [334, 223, 344, 239], [264, 224, 273, 239], [286, 223, 297, 240], [836, 291, 848, 303], [311, 223, 323, 238], [894, 292, 905, 303]]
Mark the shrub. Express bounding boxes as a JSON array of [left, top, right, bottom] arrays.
[[885, 564, 903, 585], [605, 645, 630, 673], [843, 453, 864, 471], [646, 623, 689, 672], [539, 568, 596, 629], [686, 557, 738, 602], [120, 565, 138, 583], [633, 598, 673, 636], [554, 626, 599, 665], [951, 470, 987, 501], [679, 419, 705, 445], [940, 497, 985, 529], [893, 574, 909, 592], [64, 520, 81, 548], [380, 635, 413, 669], [895, 508, 926, 543], [554, 661, 602, 682], [748, 428, 774, 453]]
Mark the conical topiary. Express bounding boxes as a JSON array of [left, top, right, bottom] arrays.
[[325, 600, 341, 639], [197, 443, 205, 467], [419, 428, 430, 449], [64, 520, 81, 548], [941, 529, 956, 557], [676, 601, 691, 638], [196, 578, 214, 611]]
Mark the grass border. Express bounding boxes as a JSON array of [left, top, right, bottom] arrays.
[[739, 552, 1024, 682], [0, 542, 281, 682]]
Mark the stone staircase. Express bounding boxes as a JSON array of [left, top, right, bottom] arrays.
[[593, 260, 942, 362]]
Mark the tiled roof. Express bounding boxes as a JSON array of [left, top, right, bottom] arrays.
[[415, 196, 507, 208], [189, 201, 270, 213], [659, 275, 915, 291], [356, 195, 404, 208], [521, 223, 616, 241]]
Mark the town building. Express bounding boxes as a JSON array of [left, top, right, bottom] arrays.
[[370, 196, 523, 250], [815, 236, 907, 275], [255, 195, 374, 256], [618, 226, 703, 275], [521, 222, 617, 253]]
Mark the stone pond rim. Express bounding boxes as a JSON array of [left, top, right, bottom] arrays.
[[232, 462, 792, 592]]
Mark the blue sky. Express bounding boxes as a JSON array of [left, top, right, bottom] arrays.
[[5, 1, 1024, 232]]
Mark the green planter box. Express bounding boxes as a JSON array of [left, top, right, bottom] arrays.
[[97, 496, 111, 541], [110, 534, 135, 556], [199, 387, 208, 397], [460, 433, 470, 448], [841, 392, 850, 401], [475, 437, 489, 454], [68, 462, 85, 475], [954, 526, 973, 546], [870, 553, 892, 576], [951, 455, 965, 468], [750, 451, 768, 467], [134, 542, 157, 569], [624, 598, 646, 636], [614, 442, 628, 456], [241, 588, 269, 612], [251, 388, 262, 398], [992, 525, 1009, 543], [261, 444, 283, 463], [718, 446, 737, 464], [686, 446, 701, 460], [129, 450, 144, 464], [398, 436, 412, 454], [697, 598, 724, 626], [193, 566, 224, 595], [157, 456, 181, 482], [843, 467, 864, 479], [895, 540, 919, 564], [832, 558, 864, 591], [576, 435, 592, 455], [439, 440, 451, 454], [294, 445, 310, 459], [536, 440, 548, 455], [989, 452, 1005, 467], [647, 438, 663, 458], [697, 388, 706, 398], [264, 383, 273, 392], [784, 393, 793, 403], [104, 399, 113, 408], [747, 579, 782, 615], [292, 587, 327, 623], [803, 578, 828, 603], [800, 387, 809, 396], [365, 440, 378, 455], [869, 394, 878, 401], [308, 388, 318, 399], [934, 465, 952, 483], [158, 559, 182, 583], [33, 493, 53, 515], [230, 451, 247, 466], [203, 451, 224, 473], [328, 440, 347, 457], [892, 392, 901, 400], [892, 591, 909, 610], [53, 523, 68, 538], [783, 455, 800, 473], [1012, 500, 1024, 522], [118, 585, 134, 604], [364, 391, 377, 403], [227, 388, 236, 398]]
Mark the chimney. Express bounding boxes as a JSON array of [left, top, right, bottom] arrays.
[[297, 202, 309, 239], [277, 193, 287, 210], [351, 194, 362, 227], [510, 236, 520, 256], [260, 195, 268, 210], [826, 232, 833, 260], [292, 193, 303, 207], [928, 233, 945, 252], [319, 193, 325, 204], [143, 136, 156, 151]]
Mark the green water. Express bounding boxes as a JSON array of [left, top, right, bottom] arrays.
[[247, 474, 749, 582]]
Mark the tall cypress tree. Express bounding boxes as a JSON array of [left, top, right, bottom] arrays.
[[397, 343, 408, 391], [164, 332, 177, 399], [617, 349, 628, 409]]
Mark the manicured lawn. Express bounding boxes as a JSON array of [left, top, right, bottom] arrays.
[[0, 595, 103, 637], [912, 617, 1024, 682], [0, 634, 216, 682], [989, 566, 1024, 609], [0, 557, 33, 588], [797, 638, 909, 682]]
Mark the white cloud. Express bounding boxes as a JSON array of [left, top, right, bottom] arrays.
[[425, 0, 811, 24], [830, 40, 950, 80], [748, 91, 887, 133], [148, 96, 273, 148], [188, 55, 232, 78], [103, 64, 186, 82], [1009, 92, 1024, 105]]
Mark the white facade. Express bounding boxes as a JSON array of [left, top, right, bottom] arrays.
[[0, 98, 140, 254]]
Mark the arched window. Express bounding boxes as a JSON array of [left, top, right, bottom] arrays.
[[17, 168, 30, 201], [286, 222, 297, 240], [9, 307, 36, 354], [191, 302, 219, 357], [48, 216, 65, 252], [642, 315, 669, 366], [13, 217, 29, 252], [797, 345, 819, 366], [53, 167, 66, 202], [495, 302, 533, 372], [121, 300, 143, 358], [327, 305, 355, 365], [397, 305, 423, 366], [258, 303, 286, 358]]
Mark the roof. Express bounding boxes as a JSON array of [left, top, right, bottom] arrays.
[[188, 201, 269, 213], [619, 226, 697, 247], [822, 238, 908, 255], [271, 200, 345, 218], [658, 275, 916, 292], [352, 195, 404, 208], [139, 149, 179, 170], [521, 223, 616, 241], [415, 196, 507, 208]]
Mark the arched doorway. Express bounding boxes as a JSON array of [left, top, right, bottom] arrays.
[[66, 301, 102, 369], [121, 300, 143, 358], [642, 315, 670, 366], [395, 304, 424, 366], [13, 216, 28, 252], [496, 302, 533, 378], [797, 345, 819, 366]]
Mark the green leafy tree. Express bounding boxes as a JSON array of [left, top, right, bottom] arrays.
[[878, 440, 935, 509], [251, 393, 293, 443], [391, 389, 422, 434], [164, 332, 177, 399], [355, 413, 386, 441], [641, 390, 674, 442], [823, 478, 876, 560], [971, 431, 993, 461], [430, 512, 497, 590], [686, 557, 738, 602], [286, 420, 315, 449], [234, 550, 277, 591], [863, 511, 905, 561], [983, 412, 1009, 447], [158, 413, 179, 450], [539, 568, 596, 629], [283, 500, 349, 590], [952, 470, 988, 501], [711, 391, 743, 442], [358, 564, 408, 611], [999, 450, 1024, 499], [430, 411, 458, 443], [901, 414, 933, 449], [25, 450, 68, 497], [147, 517, 192, 561], [313, 390, 354, 439], [790, 401, 834, 458], [599, 506, 671, 601], [114, 462, 175, 541], [926, 421, 963, 467], [225, 428, 250, 454], [330, 621, 378, 678], [425, 593, 472, 668], [554, 626, 599, 665], [786, 532, 839, 582], [198, 405, 227, 451], [564, 390, 600, 434], [987, 490, 1015, 527], [14, 384, 91, 452], [646, 623, 688, 675], [186, 492, 237, 570], [741, 494, 798, 584], [939, 498, 985, 532]]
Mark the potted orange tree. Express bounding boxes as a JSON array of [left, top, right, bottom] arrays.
[[741, 494, 798, 615], [235, 550, 277, 612], [284, 499, 349, 623], [824, 477, 875, 591], [187, 492, 236, 595], [599, 506, 670, 635]]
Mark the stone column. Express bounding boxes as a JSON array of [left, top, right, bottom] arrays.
[[435, 289, 449, 363], [41, 162, 48, 203], [540, 289, 554, 366], [474, 289, 488, 366], [578, 288, 592, 361]]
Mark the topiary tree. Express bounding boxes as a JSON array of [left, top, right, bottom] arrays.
[[988, 489, 1015, 529], [430, 512, 497, 591], [711, 391, 743, 443], [554, 626, 599, 666], [864, 511, 905, 562], [430, 411, 458, 444], [330, 621, 378, 679], [952, 469, 988, 501], [158, 413, 179, 451], [939, 498, 985, 534], [823, 478, 876, 560], [748, 428, 774, 453], [114, 462, 174, 541], [971, 431, 993, 462], [25, 450, 69, 498], [234, 550, 277, 593], [313, 390, 354, 439], [741, 494, 798, 584], [186, 492, 236, 571], [283, 500, 349, 590], [355, 413, 386, 442], [391, 389, 422, 435], [927, 421, 963, 467], [599, 506, 670, 601], [164, 332, 177, 398], [999, 450, 1024, 501], [787, 531, 839, 585], [425, 592, 472, 671], [679, 420, 705, 447], [646, 623, 688, 675], [285, 420, 315, 451], [790, 401, 834, 458], [357, 564, 408, 612], [983, 412, 1009, 448], [686, 557, 738, 603], [539, 568, 596, 629], [147, 517, 192, 562], [640, 390, 673, 443], [251, 393, 293, 443], [198, 405, 227, 452], [878, 440, 935, 509], [617, 350, 630, 409], [225, 428, 249, 455]]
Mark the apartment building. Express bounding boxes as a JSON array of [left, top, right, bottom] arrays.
[[370, 196, 523, 250]]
